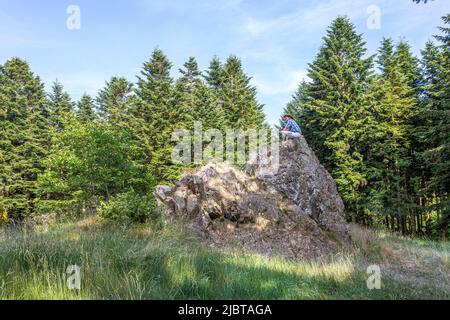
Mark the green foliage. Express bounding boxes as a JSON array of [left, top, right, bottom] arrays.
[[36, 120, 154, 217], [282, 15, 449, 238], [416, 14, 450, 237], [132, 48, 179, 183], [0, 58, 51, 220], [48, 80, 75, 130], [97, 76, 134, 127], [176, 57, 226, 131], [76, 94, 97, 124], [220, 55, 266, 129], [289, 17, 374, 216], [0, 219, 448, 299], [98, 191, 157, 223]]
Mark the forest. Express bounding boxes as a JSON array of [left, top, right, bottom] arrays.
[[0, 14, 449, 241]]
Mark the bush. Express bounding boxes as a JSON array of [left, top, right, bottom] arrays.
[[36, 120, 155, 218], [98, 191, 158, 223]]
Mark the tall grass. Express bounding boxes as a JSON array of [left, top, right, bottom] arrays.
[[0, 218, 448, 300]]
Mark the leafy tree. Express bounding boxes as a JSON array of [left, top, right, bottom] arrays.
[[37, 120, 154, 217], [0, 58, 51, 220]]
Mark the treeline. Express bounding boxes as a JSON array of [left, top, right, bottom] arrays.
[[283, 15, 449, 239], [0, 51, 266, 223]]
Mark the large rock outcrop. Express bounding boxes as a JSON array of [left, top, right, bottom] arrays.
[[154, 135, 349, 260]]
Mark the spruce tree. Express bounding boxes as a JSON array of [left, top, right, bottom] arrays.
[[221, 55, 266, 129], [97, 76, 134, 127], [133, 48, 177, 183], [417, 15, 450, 238], [173, 57, 201, 128], [176, 57, 225, 131], [280, 82, 313, 137], [204, 57, 227, 130], [0, 58, 50, 219], [299, 17, 374, 220], [367, 38, 418, 233], [77, 94, 97, 124], [48, 80, 75, 130], [204, 56, 224, 91]]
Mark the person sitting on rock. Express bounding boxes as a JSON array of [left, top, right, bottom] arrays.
[[282, 114, 302, 141]]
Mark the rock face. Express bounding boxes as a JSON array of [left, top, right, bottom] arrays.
[[154, 135, 349, 260]]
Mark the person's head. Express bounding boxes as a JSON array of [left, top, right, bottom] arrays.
[[283, 114, 294, 122]]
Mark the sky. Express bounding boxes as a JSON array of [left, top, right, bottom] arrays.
[[1, 0, 449, 125]]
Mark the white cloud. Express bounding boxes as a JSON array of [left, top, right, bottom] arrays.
[[252, 69, 309, 95], [242, 0, 380, 39]]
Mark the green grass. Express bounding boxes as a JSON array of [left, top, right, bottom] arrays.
[[0, 217, 448, 300]]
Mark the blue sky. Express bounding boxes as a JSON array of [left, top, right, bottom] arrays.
[[1, 0, 449, 125]]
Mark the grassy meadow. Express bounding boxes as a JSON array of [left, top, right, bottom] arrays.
[[0, 217, 448, 300]]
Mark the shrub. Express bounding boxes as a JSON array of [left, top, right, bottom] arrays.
[[36, 120, 155, 218], [98, 191, 158, 223]]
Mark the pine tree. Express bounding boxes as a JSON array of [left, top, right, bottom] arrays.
[[173, 57, 201, 128], [0, 58, 50, 219], [298, 17, 374, 220], [77, 94, 97, 124], [133, 48, 177, 183], [279, 81, 314, 139], [176, 57, 225, 131], [204, 56, 227, 130], [395, 41, 422, 92], [417, 15, 450, 238], [367, 38, 418, 233], [204, 56, 224, 91], [221, 55, 266, 129], [48, 80, 75, 131], [97, 76, 134, 127]]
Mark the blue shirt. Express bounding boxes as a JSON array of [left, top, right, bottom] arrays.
[[285, 119, 301, 133]]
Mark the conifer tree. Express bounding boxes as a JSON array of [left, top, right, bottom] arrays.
[[0, 58, 50, 219], [48, 80, 75, 130], [204, 56, 224, 91], [367, 38, 418, 232], [204, 57, 227, 130], [173, 57, 201, 128], [298, 17, 374, 220], [97, 76, 134, 127], [176, 57, 225, 131], [417, 15, 450, 238], [280, 82, 314, 138], [221, 55, 265, 129], [77, 94, 97, 124], [133, 48, 177, 183]]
